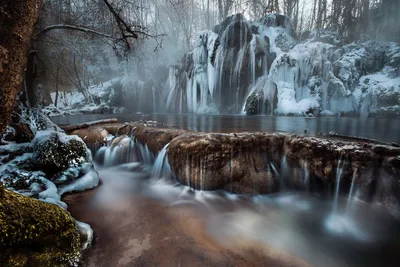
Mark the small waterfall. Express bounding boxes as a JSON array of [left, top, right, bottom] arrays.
[[99, 136, 138, 167], [185, 154, 191, 188], [303, 161, 310, 192], [151, 143, 170, 178], [136, 140, 154, 165], [280, 155, 289, 190], [346, 170, 357, 215], [332, 157, 343, 215], [229, 149, 233, 192]]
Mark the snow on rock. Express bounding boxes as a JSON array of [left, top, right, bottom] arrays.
[[275, 82, 320, 115], [320, 110, 335, 116], [358, 66, 400, 117], [0, 128, 98, 211], [59, 169, 99, 195], [76, 221, 94, 250]]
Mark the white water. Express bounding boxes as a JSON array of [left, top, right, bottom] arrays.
[[346, 170, 357, 215], [332, 157, 343, 215], [151, 143, 170, 179]]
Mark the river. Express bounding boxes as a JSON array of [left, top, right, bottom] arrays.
[[52, 114, 400, 143], [58, 113, 400, 266]]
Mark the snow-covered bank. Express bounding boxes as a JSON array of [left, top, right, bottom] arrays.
[[43, 78, 128, 117], [1, 109, 99, 249]]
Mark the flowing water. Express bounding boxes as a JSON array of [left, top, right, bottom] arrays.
[[62, 137, 400, 267], [55, 114, 400, 266]]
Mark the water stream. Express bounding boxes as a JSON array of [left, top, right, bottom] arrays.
[[64, 134, 400, 267]]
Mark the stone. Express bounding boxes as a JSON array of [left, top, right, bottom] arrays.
[[0, 183, 81, 267]]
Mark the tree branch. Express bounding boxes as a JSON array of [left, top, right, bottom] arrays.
[[34, 24, 115, 39]]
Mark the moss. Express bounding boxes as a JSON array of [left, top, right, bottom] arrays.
[[0, 184, 81, 266]]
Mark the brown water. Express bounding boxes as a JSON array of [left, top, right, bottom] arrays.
[[64, 162, 400, 267], [52, 113, 400, 143]]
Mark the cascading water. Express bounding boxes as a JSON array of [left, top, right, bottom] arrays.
[[346, 170, 357, 215], [280, 155, 289, 190], [325, 163, 368, 241], [303, 161, 310, 192], [151, 143, 171, 179], [332, 157, 343, 215]]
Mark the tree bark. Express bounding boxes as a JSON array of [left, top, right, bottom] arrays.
[[0, 0, 41, 136]]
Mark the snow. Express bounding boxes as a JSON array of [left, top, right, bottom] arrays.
[[320, 110, 335, 116], [76, 221, 94, 250], [275, 82, 320, 115], [59, 169, 100, 195], [32, 130, 84, 146], [44, 78, 126, 117]]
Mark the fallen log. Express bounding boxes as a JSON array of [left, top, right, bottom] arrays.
[[60, 118, 119, 132]]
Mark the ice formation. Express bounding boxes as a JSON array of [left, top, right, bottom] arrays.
[[163, 14, 400, 116]]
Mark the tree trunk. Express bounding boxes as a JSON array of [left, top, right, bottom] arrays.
[[26, 50, 38, 108], [0, 0, 41, 136]]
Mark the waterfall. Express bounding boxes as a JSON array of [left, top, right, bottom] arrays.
[[280, 155, 288, 190], [98, 136, 138, 167], [346, 170, 357, 215], [303, 161, 310, 192], [332, 157, 343, 215], [151, 143, 170, 178], [136, 140, 154, 165]]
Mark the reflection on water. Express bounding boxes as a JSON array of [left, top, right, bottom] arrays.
[[52, 113, 400, 143], [90, 163, 400, 267]]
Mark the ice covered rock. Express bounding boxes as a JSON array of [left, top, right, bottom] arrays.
[[275, 33, 296, 52], [359, 67, 400, 117], [32, 131, 89, 175]]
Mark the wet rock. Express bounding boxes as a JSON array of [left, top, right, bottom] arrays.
[[11, 123, 34, 143], [0, 183, 81, 267], [133, 125, 188, 154], [70, 127, 109, 146], [168, 132, 284, 193], [213, 13, 246, 37], [2, 126, 15, 142], [244, 92, 265, 115]]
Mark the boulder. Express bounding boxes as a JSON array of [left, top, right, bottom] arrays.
[[0, 183, 81, 267]]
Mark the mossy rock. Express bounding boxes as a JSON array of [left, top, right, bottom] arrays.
[[31, 132, 88, 177], [0, 183, 81, 266]]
